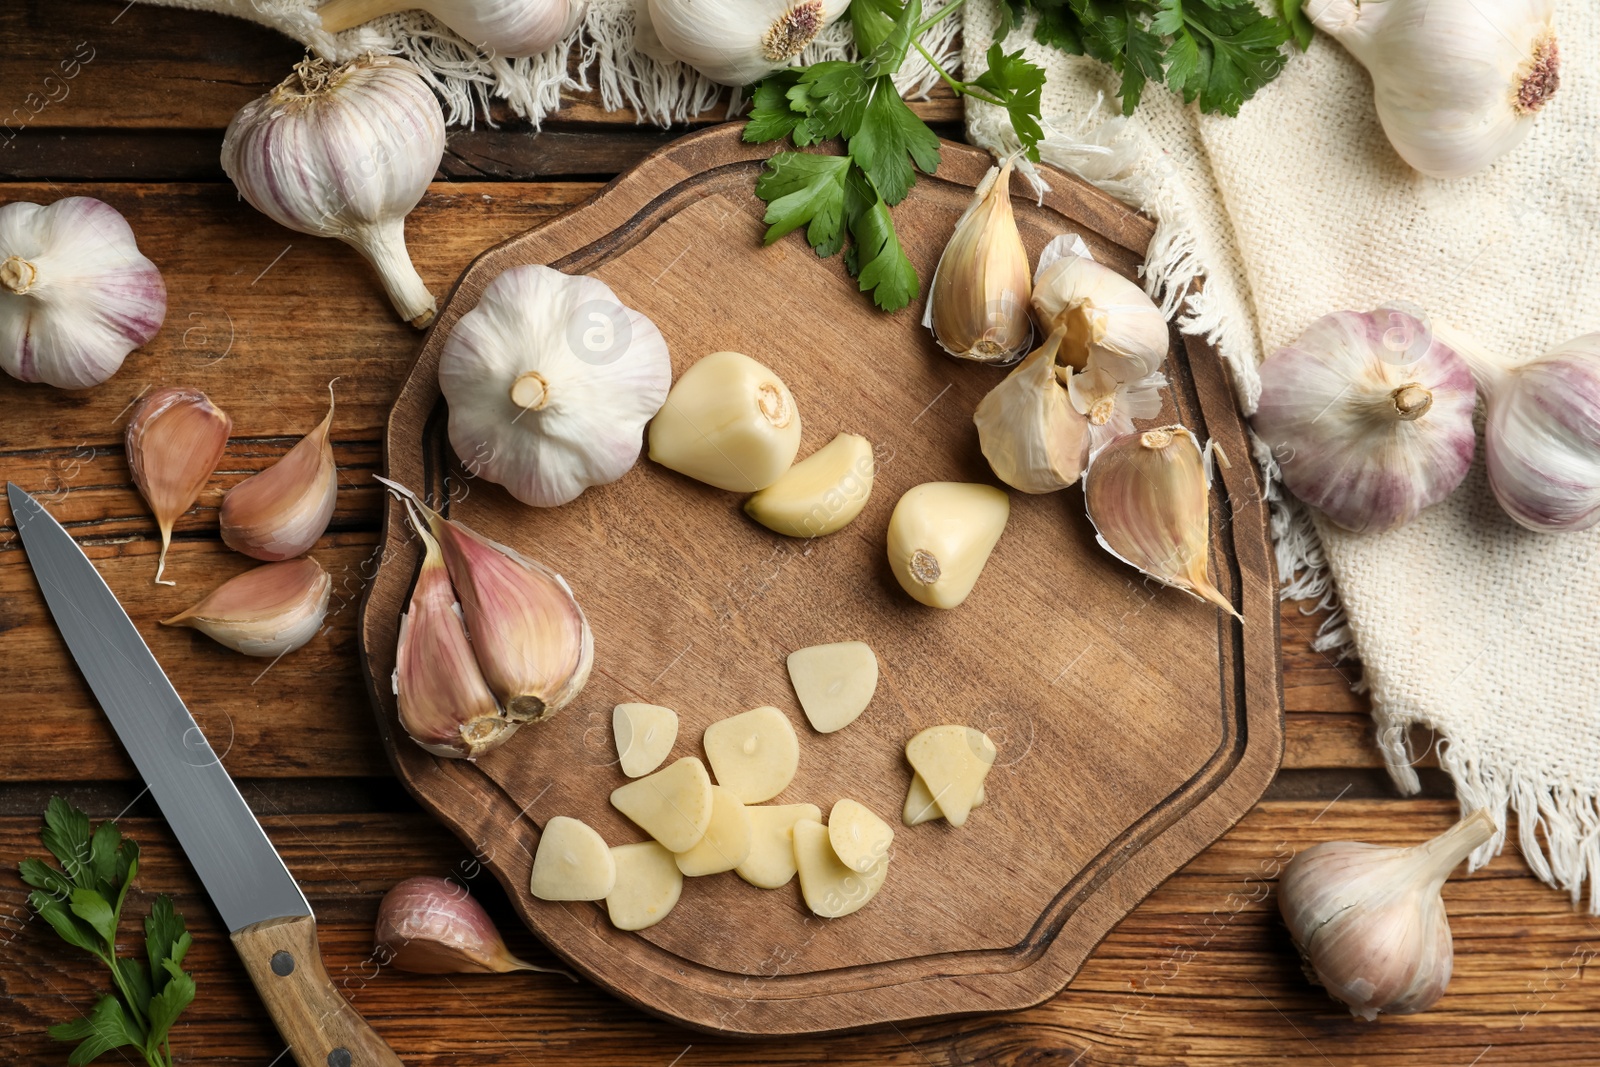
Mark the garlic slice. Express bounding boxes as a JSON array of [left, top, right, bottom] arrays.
[[904, 725, 996, 828], [605, 842, 683, 931], [530, 816, 616, 902], [902, 773, 985, 827], [736, 803, 821, 890], [612, 703, 679, 778], [161, 558, 330, 658], [1032, 235, 1167, 379], [609, 757, 714, 853], [785, 641, 878, 734], [827, 799, 894, 875], [886, 482, 1010, 609], [923, 158, 1032, 365], [793, 818, 889, 919], [702, 706, 800, 804], [648, 351, 802, 492], [673, 786, 754, 877], [220, 384, 337, 561], [973, 328, 1091, 493], [743, 432, 874, 538], [126, 387, 232, 585]]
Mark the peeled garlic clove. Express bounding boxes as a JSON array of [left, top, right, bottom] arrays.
[[674, 785, 754, 877], [530, 816, 616, 901], [637, 0, 850, 86], [1307, 0, 1559, 178], [376, 875, 563, 975], [221, 56, 445, 327], [648, 350, 802, 492], [610, 757, 714, 853], [1032, 235, 1167, 378], [126, 387, 232, 585], [0, 196, 167, 389], [886, 482, 1010, 609], [1251, 309, 1477, 534], [973, 329, 1091, 493], [923, 158, 1032, 365], [904, 725, 996, 828], [220, 386, 337, 561], [793, 818, 888, 919], [612, 702, 679, 778], [318, 0, 582, 58], [392, 516, 513, 760], [439, 265, 671, 508], [736, 803, 821, 890], [606, 841, 684, 931], [786, 640, 878, 733], [744, 432, 874, 538], [161, 557, 330, 657], [827, 799, 894, 875], [1084, 426, 1240, 619], [702, 706, 800, 804], [1279, 809, 1496, 1020], [378, 478, 593, 722]]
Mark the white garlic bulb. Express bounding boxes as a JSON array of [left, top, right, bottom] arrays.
[[1279, 810, 1495, 1021], [1031, 235, 1166, 380], [0, 196, 166, 389], [318, 0, 584, 58], [439, 265, 670, 508], [1448, 331, 1600, 532], [636, 0, 850, 86], [924, 158, 1032, 365], [973, 328, 1090, 493], [1250, 309, 1477, 535], [1307, 0, 1560, 178], [221, 56, 445, 327]]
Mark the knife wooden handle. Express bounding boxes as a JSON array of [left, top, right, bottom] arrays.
[[233, 914, 404, 1067]]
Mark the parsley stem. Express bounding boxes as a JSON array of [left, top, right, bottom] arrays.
[[913, 0, 972, 36], [911, 39, 1007, 109]]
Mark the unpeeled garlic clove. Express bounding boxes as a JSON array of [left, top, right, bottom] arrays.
[[378, 478, 593, 722], [1065, 352, 1168, 452], [161, 557, 330, 657], [220, 384, 338, 561], [923, 158, 1032, 365], [1083, 426, 1241, 620], [886, 482, 1010, 609], [648, 350, 802, 492], [1032, 235, 1167, 378], [126, 387, 232, 585], [973, 328, 1091, 493], [375, 875, 568, 976], [743, 432, 874, 537]]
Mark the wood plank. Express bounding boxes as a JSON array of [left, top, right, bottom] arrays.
[[1, 802, 1592, 1064]]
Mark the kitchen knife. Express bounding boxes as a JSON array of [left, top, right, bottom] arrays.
[[8, 483, 403, 1067]]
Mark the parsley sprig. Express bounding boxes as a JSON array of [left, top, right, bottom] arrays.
[[19, 798, 196, 1067]]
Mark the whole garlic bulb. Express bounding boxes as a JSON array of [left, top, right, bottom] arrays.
[[1031, 235, 1166, 379], [1307, 0, 1560, 178], [1279, 809, 1495, 1020], [221, 56, 445, 327], [0, 196, 166, 389], [1250, 309, 1477, 535], [924, 158, 1032, 365], [318, 0, 584, 58], [636, 0, 850, 86], [439, 265, 670, 508]]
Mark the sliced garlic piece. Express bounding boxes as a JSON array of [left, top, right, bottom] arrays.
[[609, 757, 713, 853], [827, 799, 895, 875], [612, 703, 678, 778], [674, 786, 754, 877], [902, 773, 986, 827], [886, 482, 1010, 609], [648, 350, 802, 492], [793, 818, 888, 919], [904, 726, 997, 828], [529, 816, 616, 902], [702, 706, 800, 804], [736, 803, 821, 890], [605, 842, 683, 932], [786, 641, 878, 734], [743, 432, 874, 538]]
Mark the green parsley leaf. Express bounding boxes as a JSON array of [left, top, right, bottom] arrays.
[[29, 890, 103, 957], [1278, 0, 1314, 50], [147, 961, 196, 1051], [87, 821, 122, 896], [42, 796, 92, 888], [846, 169, 919, 312], [145, 895, 189, 995], [114, 956, 153, 1018], [20, 856, 76, 900], [1157, 0, 1290, 116], [861, 0, 921, 78], [49, 995, 145, 1067], [743, 71, 804, 144], [788, 61, 871, 145], [971, 43, 1049, 155], [69, 887, 117, 946], [849, 80, 942, 205], [756, 151, 852, 255]]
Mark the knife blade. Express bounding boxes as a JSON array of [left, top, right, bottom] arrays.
[[9, 483, 403, 1067]]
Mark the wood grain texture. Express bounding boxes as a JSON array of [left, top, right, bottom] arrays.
[[354, 124, 1282, 1034]]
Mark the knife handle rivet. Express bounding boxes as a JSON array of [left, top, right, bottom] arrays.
[[270, 950, 296, 977], [327, 1047, 353, 1067]]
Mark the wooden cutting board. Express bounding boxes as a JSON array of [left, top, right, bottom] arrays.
[[357, 123, 1283, 1036]]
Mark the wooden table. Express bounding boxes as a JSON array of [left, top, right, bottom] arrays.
[[3, 4, 1597, 1063]]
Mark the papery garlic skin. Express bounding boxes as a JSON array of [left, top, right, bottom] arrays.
[[1307, 0, 1560, 178], [161, 557, 330, 657], [1252, 309, 1477, 535], [973, 329, 1090, 493], [318, 0, 583, 58], [648, 350, 802, 492], [1031, 235, 1166, 378], [1066, 352, 1167, 452], [375, 876, 561, 975], [439, 265, 670, 508], [1083, 426, 1240, 619], [221, 387, 338, 560], [924, 159, 1032, 365], [126, 387, 232, 586], [637, 0, 850, 86], [0, 197, 167, 389], [221, 56, 445, 327], [1279, 810, 1495, 1020]]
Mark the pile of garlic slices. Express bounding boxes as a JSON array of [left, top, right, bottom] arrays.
[[528, 640, 998, 930]]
